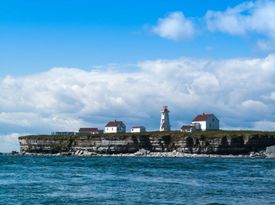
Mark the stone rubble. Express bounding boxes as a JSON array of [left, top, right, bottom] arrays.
[[19, 149, 271, 158]]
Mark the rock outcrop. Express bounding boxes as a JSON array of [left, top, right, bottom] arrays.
[[18, 131, 275, 155]]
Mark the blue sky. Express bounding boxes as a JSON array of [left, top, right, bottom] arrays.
[[1, 0, 275, 152], [0, 0, 267, 76]]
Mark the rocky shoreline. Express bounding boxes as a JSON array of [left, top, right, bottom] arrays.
[[20, 148, 272, 158]]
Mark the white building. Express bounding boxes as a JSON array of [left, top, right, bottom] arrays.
[[104, 120, 126, 133], [131, 126, 146, 133], [192, 113, 219, 131], [181, 125, 196, 133], [160, 106, 171, 132]]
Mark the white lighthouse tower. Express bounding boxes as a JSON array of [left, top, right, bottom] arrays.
[[160, 106, 171, 132]]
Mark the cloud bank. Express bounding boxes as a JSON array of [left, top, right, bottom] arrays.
[[1, 54, 275, 139]]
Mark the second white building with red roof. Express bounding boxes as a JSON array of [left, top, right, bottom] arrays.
[[104, 120, 126, 133], [192, 113, 219, 131]]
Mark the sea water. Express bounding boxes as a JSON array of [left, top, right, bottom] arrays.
[[0, 156, 274, 205]]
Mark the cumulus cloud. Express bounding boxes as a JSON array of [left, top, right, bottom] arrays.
[[205, 0, 275, 42], [151, 1, 275, 47], [152, 12, 195, 40], [1, 54, 275, 144]]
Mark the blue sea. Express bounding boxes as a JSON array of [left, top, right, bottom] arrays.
[[0, 156, 274, 205]]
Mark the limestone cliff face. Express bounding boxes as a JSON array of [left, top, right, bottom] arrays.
[[18, 131, 275, 155]]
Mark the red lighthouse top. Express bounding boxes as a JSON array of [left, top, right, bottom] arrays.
[[161, 106, 169, 112]]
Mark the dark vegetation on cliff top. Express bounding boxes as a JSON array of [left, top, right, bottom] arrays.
[[19, 130, 275, 140]]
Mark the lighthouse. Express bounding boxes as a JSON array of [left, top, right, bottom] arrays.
[[160, 106, 171, 132]]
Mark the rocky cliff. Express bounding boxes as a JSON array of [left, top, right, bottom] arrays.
[[18, 131, 275, 155]]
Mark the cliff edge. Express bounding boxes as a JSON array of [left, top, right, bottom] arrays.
[[18, 131, 275, 155]]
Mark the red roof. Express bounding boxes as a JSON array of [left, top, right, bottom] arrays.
[[192, 113, 215, 122], [79, 128, 98, 132], [105, 120, 125, 127], [161, 106, 169, 112]]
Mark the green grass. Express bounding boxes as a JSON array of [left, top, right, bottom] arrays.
[[18, 130, 275, 140]]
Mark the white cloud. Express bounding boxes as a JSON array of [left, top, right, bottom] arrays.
[[263, 91, 275, 100], [241, 100, 270, 119], [0, 133, 26, 153], [152, 12, 195, 40], [241, 100, 268, 111], [257, 40, 275, 51], [254, 121, 275, 131], [1, 54, 275, 142], [270, 92, 275, 100], [205, 0, 275, 41], [0, 112, 89, 132]]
